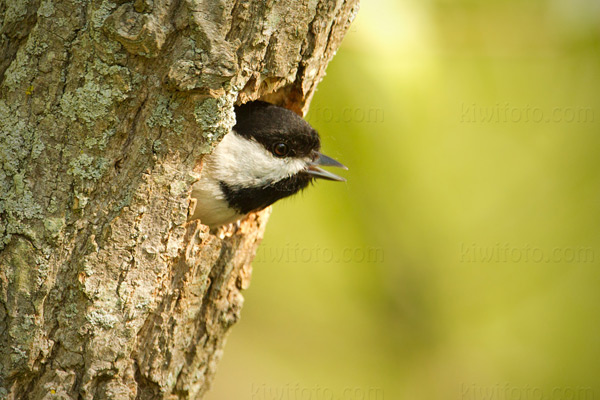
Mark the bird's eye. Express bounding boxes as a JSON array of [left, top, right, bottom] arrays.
[[273, 142, 289, 157]]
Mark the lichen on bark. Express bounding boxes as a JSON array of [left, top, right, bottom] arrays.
[[0, 0, 358, 398]]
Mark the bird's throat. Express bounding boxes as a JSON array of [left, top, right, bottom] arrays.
[[219, 174, 312, 214]]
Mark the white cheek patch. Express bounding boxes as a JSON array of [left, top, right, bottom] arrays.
[[205, 131, 307, 187], [190, 131, 310, 227]]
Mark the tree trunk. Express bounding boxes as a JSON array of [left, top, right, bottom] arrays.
[[0, 0, 358, 398]]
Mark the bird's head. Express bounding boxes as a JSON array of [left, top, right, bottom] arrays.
[[234, 100, 346, 180], [193, 101, 347, 227]]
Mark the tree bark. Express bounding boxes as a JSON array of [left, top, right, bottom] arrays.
[[0, 0, 358, 398]]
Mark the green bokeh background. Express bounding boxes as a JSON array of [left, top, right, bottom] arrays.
[[208, 0, 600, 399]]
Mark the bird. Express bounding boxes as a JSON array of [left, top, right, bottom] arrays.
[[189, 100, 347, 229]]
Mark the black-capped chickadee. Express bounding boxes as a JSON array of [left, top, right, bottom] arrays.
[[190, 101, 347, 228]]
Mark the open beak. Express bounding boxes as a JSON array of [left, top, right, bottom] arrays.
[[305, 152, 348, 182]]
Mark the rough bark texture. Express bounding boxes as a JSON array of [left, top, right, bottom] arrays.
[[0, 0, 358, 398]]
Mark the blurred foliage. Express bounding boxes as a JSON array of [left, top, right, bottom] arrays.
[[208, 0, 600, 399]]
